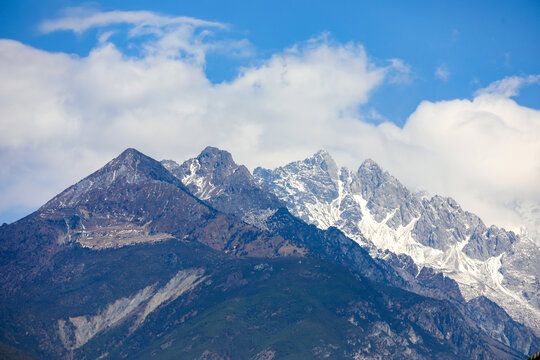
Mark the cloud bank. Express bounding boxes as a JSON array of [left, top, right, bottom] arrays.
[[1, 9, 539, 238]]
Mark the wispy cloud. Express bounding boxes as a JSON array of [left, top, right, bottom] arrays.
[[475, 75, 540, 98], [40, 8, 225, 34], [435, 64, 450, 81], [39, 8, 236, 64], [451, 29, 460, 42], [386, 59, 412, 83]]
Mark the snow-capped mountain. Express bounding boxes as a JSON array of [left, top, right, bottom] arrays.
[[254, 150, 540, 335], [165, 147, 539, 354], [162, 148, 402, 286], [3, 147, 538, 359], [162, 146, 283, 230]]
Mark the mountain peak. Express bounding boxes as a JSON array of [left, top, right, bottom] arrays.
[[100, 148, 178, 183], [119, 147, 142, 157], [359, 158, 382, 172], [106, 148, 152, 169], [315, 148, 330, 155], [312, 149, 332, 161], [198, 146, 235, 166], [161, 159, 181, 172], [164, 146, 283, 220], [305, 149, 338, 179], [42, 148, 182, 210], [200, 146, 226, 154], [357, 158, 391, 188]]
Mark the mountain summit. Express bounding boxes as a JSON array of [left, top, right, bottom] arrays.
[[168, 147, 539, 355], [163, 147, 283, 223], [0, 147, 538, 359], [42, 148, 185, 211], [255, 150, 538, 337], [0, 148, 303, 289]]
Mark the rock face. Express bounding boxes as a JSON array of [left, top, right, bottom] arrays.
[[254, 150, 517, 257], [162, 146, 283, 229], [466, 296, 539, 355], [166, 148, 403, 286], [167, 147, 539, 357], [0, 147, 538, 359], [58, 268, 206, 350], [0, 149, 306, 299], [254, 150, 540, 337]]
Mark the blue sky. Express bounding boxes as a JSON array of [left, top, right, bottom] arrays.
[[0, 1, 539, 229]]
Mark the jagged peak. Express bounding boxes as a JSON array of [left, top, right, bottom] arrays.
[[427, 194, 461, 209], [106, 148, 156, 170], [357, 158, 385, 183], [252, 166, 271, 179], [310, 149, 333, 162], [314, 148, 330, 156], [306, 150, 338, 180], [303, 149, 337, 172], [41, 148, 183, 210], [356, 158, 408, 193], [90, 148, 179, 184], [358, 158, 382, 172], [198, 146, 235, 164]]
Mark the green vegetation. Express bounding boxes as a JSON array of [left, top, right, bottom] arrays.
[[127, 258, 370, 359]]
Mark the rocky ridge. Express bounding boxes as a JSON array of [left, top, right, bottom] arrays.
[[0, 147, 538, 359], [254, 150, 540, 335], [163, 148, 400, 286], [0, 149, 304, 294], [162, 146, 283, 230], [166, 147, 539, 356]]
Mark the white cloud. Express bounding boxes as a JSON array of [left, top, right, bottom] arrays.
[[1, 9, 539, 238], [0, 10, 404, 222], [379, 92, 540, 232], [435, 64, 450, 81], [40, 8, 238, 64], [40, 8, 224, 35], [386, 59, 412, 84], [475, 75, 540, 98]]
